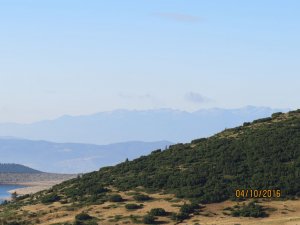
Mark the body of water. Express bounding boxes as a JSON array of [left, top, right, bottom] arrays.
[[0, 184, 24, 203]]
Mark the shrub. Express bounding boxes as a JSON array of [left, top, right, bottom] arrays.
[[191, 138, 207, 144], [272, 112, 283, 118], [5, 222, 24, 225], [180, 203, 199, 214], [253, 117, 272, 124], [143, 214, 156, 224], [149, 208, 167, 216], [16, 194, 30, 201], [75, 212, 93, 221], [74, 221, 97, 225], [41, 193, 60, 204], [108, 194, 123, 202], [125, 203, 142, 210], [171, 212, 189, 222], [231, 202, 268, 218], [133, 194, 151, 202]]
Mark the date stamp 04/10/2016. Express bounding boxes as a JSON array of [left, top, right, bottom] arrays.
[[235, 189, 281, 198]]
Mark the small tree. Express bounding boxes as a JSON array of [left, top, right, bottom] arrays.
[[143, 214, 156, 224]]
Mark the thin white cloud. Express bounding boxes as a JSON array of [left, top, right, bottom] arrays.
[[185, 92, 213, 104]]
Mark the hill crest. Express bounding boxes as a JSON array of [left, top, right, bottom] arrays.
[[0, 163, 42, 174]]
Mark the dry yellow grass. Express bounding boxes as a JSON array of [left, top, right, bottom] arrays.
[[13, 192, 300, 225], [181, 200, 300, 225]]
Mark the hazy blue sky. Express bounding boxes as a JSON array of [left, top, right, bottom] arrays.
[[0, 0, 299, 123]]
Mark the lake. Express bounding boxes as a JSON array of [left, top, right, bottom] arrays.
[[0, 184, 24, 203]]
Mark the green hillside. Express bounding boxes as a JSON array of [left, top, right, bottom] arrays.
[[41, 109, 300, 205], [1, 110, 300, 225], [4, 110, 299, 207]]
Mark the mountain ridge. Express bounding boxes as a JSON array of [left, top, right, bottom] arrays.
[[0, 163, 41, 174], [0, 106, 289, 145]]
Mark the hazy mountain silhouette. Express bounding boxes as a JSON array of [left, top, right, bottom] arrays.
[[0, 106, 288, 145], [0, 138, 171, 173], [0, 163, 41, 173]]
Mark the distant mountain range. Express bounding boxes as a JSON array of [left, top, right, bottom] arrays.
[[0, 139, 171, 173], [0, 106, 288, 145], [0, 163, 41, 174]]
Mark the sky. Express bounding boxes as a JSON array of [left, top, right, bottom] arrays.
[[0, 0, 299, 123]]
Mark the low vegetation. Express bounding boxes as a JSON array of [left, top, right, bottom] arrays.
[[149, 208, 167, 216], [41, 193, 60, 204], [133, 194, 151, 202], [226, 201, 268, 218], [108, 194, 123, 202], [125, 203, 143, 210]]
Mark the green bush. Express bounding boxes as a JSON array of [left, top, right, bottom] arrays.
[[272, 112, 283, 118], [142, 214, 156, 224], [74, 212, 97, 225], [125, 203, 142, 210], [253, 117, 272, 124], [149, 208, 167, 216], [41, 193, 60, 204], [5, 222, 24, 225], [191, 138, 207, 144], [75, 212, 93, 221], [231, 202, 268, 218], [74, 221, 97, 225], [108, 194, 123, 202], [133, 194, 151, 202], [180, 203, 199, 214], [171, 212, 189, 222]]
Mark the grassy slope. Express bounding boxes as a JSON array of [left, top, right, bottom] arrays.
[[1, 110, 300, 224], [55, 109, 300, 203]]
